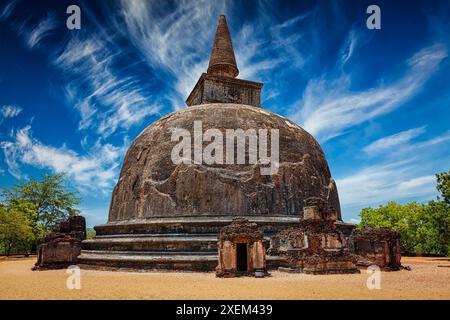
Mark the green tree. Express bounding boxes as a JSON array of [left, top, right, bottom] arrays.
[[86, 228, 96, 240], [0, 203, 33, 256], [11, 173, 80, 230], [1, 173, 81, 253], [436, 171, 450, 204], [359, 171, 450, 256], [415, 199, 450, 256], [359, 201, 424, 254]]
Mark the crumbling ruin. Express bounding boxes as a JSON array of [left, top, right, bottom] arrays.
[[350, 227, 402, 270], [33, 216, 86, 270], [269, 198, 359, 274]]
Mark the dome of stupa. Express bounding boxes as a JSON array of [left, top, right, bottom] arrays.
[[108, 103, 341, 222]]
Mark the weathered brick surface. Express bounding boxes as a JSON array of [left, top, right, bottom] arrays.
[[207, 15, 239, 78], [269, 205, 359, 274], [216, 218, 267, 277], [186, 73, 262, 107], [350, 227, 402, 270], [107, 104, 341, 222], [34, 216, 86, 270]]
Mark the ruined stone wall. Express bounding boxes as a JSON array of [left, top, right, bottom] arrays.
[[350, 227, 402, 270], [34, 216, 86, 270], [269, 205, 358, 274]]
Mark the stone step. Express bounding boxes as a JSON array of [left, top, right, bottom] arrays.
[[94, 233, 218, 239], [77, 251, 287, 272], [82, 235, 218, 252], [94, 216, 301, 236], [77, 251, 217, 271], [81, 249, 217, 256]]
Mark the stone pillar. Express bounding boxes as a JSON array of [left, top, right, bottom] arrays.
[[252, 240, 266, 270], [219, 240, 238, 271]]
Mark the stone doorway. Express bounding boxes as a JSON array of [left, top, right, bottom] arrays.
[[236, 243, 248, 271], [216, 218, 267, 277]]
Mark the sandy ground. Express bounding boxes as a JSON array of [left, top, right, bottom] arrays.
[[0, 256, 449, 300]]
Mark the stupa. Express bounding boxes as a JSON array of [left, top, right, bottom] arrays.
[[78, 15, 353, 271]]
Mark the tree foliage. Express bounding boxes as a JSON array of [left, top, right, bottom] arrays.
[[0, 173, 80, 254], [10, 173, 80, 229], [86, 228, 96, 240], [436, 170, 450, 205], [0, 202, 33, 255], [359, 171, 450, 256]]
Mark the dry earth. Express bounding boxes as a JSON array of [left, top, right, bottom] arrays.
[[0, 256, 449, 300]]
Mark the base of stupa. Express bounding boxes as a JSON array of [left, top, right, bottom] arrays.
[[78, 216, 355, 271], [78, 216, 301, 271]]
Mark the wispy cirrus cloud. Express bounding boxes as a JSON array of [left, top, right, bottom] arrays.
[[55, 36, 161, 138], [117, 0, 306, 108], [363, 126, 427, 155], [0, 0, 17, 21], [1, 125, 125, 193], [292, 43, 448, 142], [364, 127, 450, 158], [340, 29, 358, 67], [337, 160, 438, 209], [0, 104, 22, 118], [118, 0, 227, 104], [337, 128, 450, 212], [25, 12, 58, 49]]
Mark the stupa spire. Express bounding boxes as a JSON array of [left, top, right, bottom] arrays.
[[186, 14, 262, 107], [207, 15, 239, 78]]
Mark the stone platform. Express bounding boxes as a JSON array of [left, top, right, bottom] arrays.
[[78, 216, 299, 271]]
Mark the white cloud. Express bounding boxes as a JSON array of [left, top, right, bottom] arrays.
[[118, 0, 301, 108], [55, 37, 161, 137], [363, 126, 426, 155], [0, 0, 17, 21], [1, 126, 126, 194], [337, 127, 450, 211], [340, 29, 357, 66], [336, 161, 438, 208], [365, 128, 450, 159], [0, 104, 22, 118], [396, 175, 436, 192], [119, 0, 226, 104], [292, 44, 448, 142], [26, 13, 58, 49]]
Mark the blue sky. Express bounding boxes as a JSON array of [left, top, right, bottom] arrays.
[[0, 0, 449, 227]]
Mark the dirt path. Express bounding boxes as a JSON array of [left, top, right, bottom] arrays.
[[0, 257, 449, 299]]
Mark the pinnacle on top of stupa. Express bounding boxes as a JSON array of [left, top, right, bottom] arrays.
[[186, 15, 262, 107], [207, 15, 239, 78]]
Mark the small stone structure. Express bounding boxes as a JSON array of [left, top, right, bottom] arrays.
[[34, 216, 86, 270], [350, 227, 401, 270], [269, 198, 359, 274], [216, 218, 267, 277]]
